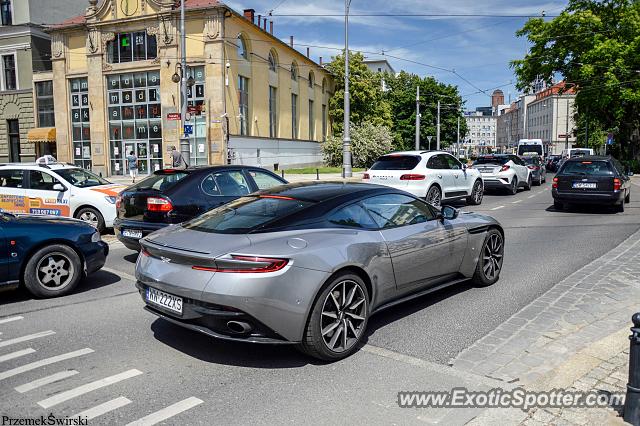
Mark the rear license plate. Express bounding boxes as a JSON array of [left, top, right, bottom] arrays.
[[122, 229, 143, 239], [572, 182, 597, 189], [146, 287, 183, 314]]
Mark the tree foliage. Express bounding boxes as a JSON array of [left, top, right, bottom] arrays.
[[322, 122, 393, 168]]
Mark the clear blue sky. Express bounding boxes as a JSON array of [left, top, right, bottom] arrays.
[[226, 0, 568, 110]]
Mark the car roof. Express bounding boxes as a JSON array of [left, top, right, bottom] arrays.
[[256, 181, 395, 203], [161, 165, 277, 174], [0, 163, 79, 171], [478, 154, 510, 157], [564, 155, 611, 162], [381, 150, 451, 158]]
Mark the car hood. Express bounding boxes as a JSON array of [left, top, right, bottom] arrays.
[[12, 215, 93, 230]]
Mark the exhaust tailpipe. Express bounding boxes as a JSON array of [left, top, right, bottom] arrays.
[[227, 321, 252, 334]]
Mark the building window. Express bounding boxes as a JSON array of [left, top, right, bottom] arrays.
[[0, 0, 11, 25], [308, 100, 314, 140], [107, 31, 157, 64], [238, 75, 249, 136], [291, 93, 298, 139], [308, 72, 314, 88], [186, 66, 207, 165], [7, 119, 19, 162], [2, 54, 16, 90], [290, 62, 298, 81], [70, 78, 91, 170], [107, 71, 162, 175], [322, 78, 326, 94], [35, 81, 54, 127], [322, 104, 327, 141], [237, 34, 248, 60], [269, 86, 277, 138], [268, 50, 277, 72]]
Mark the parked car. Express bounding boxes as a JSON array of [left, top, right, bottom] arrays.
[[135, 181, 504, 360], [0, 212, 108, 298], [521, 155, 546, 185], [362, 151, 484, 207], [115, 166, 288, 250], [471, 154, 532, 194], [552, 156, 631, 212], [546, 155, 562, 172], [0, 162, 126, 232]]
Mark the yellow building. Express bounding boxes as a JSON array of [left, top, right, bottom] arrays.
[[45, 0, 333, 177]]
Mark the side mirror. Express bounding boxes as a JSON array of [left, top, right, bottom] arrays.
[[441, 205, 459, 221], [53, 183, 67, 192]]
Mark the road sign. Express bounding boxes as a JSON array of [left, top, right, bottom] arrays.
[[187, 105, 203, 115], [558, 134, 568, 139], [607, 133, 614, 145], [167, 113, 181, 121], [183, 124, 193, 135]]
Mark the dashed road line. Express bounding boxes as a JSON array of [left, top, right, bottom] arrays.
[[0, 316, 24, 325], [512, 200, 522, 204], [126, 397, 204, 426], [0, 348, 35, 363], [491, 206, 505, 210], [527, 194, 536, 198], [38, 369, 143, 409], [73, 396, 132, 420], [0, 331, 55, 349], [15, 370, 79, 393], [0, 348, 94, 381]]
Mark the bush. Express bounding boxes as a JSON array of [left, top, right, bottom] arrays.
[[322, 122, 394, 168]]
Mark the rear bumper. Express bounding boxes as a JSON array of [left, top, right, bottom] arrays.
[[552, 189, 624, 205], [482, 176, 511, 189], [114, 219, 168, 250]]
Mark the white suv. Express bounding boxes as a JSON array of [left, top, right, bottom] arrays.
[[363, 151, 484, 207], [472, 154, 532, 195]]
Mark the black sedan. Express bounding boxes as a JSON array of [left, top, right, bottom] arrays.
[[114, 166, 288, 250], [552, 156, 631, 212]]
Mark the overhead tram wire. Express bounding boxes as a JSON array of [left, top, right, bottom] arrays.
[[268, 13, 560, 18]]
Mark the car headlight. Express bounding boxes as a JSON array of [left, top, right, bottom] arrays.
[[91, 232, 101, 243], [105, 196, 116, 204]]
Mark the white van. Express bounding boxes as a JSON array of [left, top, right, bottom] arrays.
[[517, 139, 544, 157], [561, 148, 594, 158]]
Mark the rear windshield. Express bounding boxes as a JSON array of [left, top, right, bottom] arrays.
[[474, 157, 509, 165], [570, 149, 591, 157], [518, 144, 543, 155], [129, 171, 189, 191], [559, 161, 614, 176], [522, 157, 539, 165], [183, 196, 313, 234], [370, 155, 420, 170]]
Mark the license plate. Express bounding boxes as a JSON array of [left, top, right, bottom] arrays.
[[572, 182, 597, 189], [146, 287, 183, 314], [122, 229, 143, 239]]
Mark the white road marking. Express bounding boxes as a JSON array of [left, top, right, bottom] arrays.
[[0, 331, 55, 348], [0, 348, 35, 363], [490, 206, 505, 210], [38, 369, 143, 409], [512, 200, 522, 204], [102, 267, 137, 283], [0, 348, 94, 381], [0, 316, 23, 325], [73, 396, 132, 420], [528, 194, 536, 198], [126, 397, 204, 426], [15, 370, 78, 393]]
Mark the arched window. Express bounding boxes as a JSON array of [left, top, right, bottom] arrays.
[[290, 62, 298, 81], [268, 50, 277, 72], [308, 71, 314, 88], [237, 34, 248, 60]]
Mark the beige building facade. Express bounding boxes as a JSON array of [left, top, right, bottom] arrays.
[[48, 0, 333, 177]]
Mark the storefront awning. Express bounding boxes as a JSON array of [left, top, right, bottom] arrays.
[[27, 127, 56, 143]]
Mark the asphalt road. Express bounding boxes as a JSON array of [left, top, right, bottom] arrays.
[[1, 175, 639, 424]]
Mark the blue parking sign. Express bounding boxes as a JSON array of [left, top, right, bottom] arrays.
[[184, 124, 193, 135], [607, 133, 614, 145]]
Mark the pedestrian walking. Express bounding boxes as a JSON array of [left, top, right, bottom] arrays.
[[127, 150, 138, 183], [171, 146, 187, 169]]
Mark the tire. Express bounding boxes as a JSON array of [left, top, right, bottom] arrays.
[[535, 174, 542, 186], [508, 177, 518, 195], [524, 175, 532, 191], [75, 207, 105, 232], [466, 180, 484, 205], [426, 185, 442, 208], [471, 229, 504, 287], [616, 201, 625, 213], [23, 245, 82, 298], [625, 190, 630, 204], [554, 201, 564, 211], [298, 273, 370, 361]]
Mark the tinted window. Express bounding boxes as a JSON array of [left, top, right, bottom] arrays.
[[474, 156, 509, 166], [559, 161, 614, 176], [201, 171, 251, 196], [0, 169, 23, 188], [184, 196, 312, 234], [328, 203, 377, 229], [56, 169, 110, 188], [29, 171, 61, 191], [362, 194, 436, 229], [247, 170, 285, 190], [130, 171, 189, 191], [427, 155, 449, 170], [443, 154, 461, 170], [522, 157, 539, 165], [518, 144, 543, 156], [370, 155, 420, 170]]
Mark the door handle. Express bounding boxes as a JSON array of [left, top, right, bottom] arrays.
[[437, 175, 442, 179], [454, 174, 459, 179]]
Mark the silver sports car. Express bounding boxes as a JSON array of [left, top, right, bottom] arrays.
[[135, 182, 504, 360]]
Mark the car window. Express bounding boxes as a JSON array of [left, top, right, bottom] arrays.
[[0, 169, 24, 188], [473, 156, 509, 166], [362, 194, 436, 229], [247, 170, 285, 190], [370, 155, 421, 170], [559, 161, 614, 176], [328, 203, 377, 229], [28, 170, 62, 191], [612, 159, 626, 176], [55, 168, 109, 188], [427, 155, 449, 170], [131, 171, 189, 191], [444, 154, 462, 170], [522, 157, 539, 165], [201, 171, 251, 197]]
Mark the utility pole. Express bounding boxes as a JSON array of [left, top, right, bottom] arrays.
[[436, 100, 441, 151], [415, 86, 420, 150], [456, 115, 460, 157], [342, 0, 353, 178], [565, 98, 569, 150], [585, 107, 589, 148], [179, 0, 190, 166]]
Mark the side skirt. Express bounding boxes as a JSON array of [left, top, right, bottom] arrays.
[[371, 277, 469, 315]]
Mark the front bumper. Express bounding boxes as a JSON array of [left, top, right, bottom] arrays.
[[552, 189, 624, 205], [82, 241, 109, 275]]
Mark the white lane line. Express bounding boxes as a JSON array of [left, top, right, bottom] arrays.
[[38, 369, 143, 409], [15, 370, 78, 393], [511, 200, 522, 204], [0, 348, 35, 363], [527, 194, 536, 198], [0, 331, 55, 349], [0, 348, 94, 381], [490, 205, 505, 210], [0, 316, 23, 325], [126, 397, 204, 426], [73, 396, 132, 420]]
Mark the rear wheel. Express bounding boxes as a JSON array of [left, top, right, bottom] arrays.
[[524, 175, 532, 191], [625, 190, 630, 203], [23, 245, 82, 298], [472, 229, 504, 287], [466, 180, 484, 205], [426, 185, 442, 207], [535, 174, 542, 186], [616, 201, 625, 213], [75, 207, 105, 233], [509, 177, 518, 195]]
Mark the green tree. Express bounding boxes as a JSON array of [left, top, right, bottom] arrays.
[[326, 52, 392, 134], [322, 122, 393, 168], [512, 0, 640, 159]]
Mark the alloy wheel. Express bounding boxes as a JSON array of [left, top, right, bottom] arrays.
[[482, 233, 503, 281], [79, 211, 99, 228], [320, 280, 367, 353], [427, 187, 442, 207], [36, 252, 75, 289], [473, 181, 483, 204]]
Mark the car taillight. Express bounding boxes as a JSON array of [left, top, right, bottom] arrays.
[[400, 174, 426, 180], [115, 195, 122, 209], [147, 197, 173, 212], [614, 178, 622, 191], [527, 165, 539, 170], [192, 255, 289, 273], [363, 173, 370, 180], [501, 165, 510, 172], [553, 177, 558, 188]]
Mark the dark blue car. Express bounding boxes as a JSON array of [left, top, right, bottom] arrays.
[[0, 213, 108, 298]]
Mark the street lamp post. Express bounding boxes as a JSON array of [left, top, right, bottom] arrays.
[[415, 86, 420, 150], [179, 0, 190, 166], [342, 0, 353, 178], [436, 100, 441, 151]]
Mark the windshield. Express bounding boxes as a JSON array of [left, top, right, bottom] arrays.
[[522, 157, 539, 165], [559, 161, 614, 176], [370, 155, 420, 170], [474, 157, 510, 165], [518, 144, 543, 155], [129, 171, 189, 191], [56, 169, 110, 188], [183, 196, 313, 234]]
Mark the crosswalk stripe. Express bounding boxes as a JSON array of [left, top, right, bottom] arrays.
[[0, 316, 23, 325], [38, 369, 143, 409], [73, 396, 132, 420], [0, 348, 35, 363], [0, 348, 94, 381], [0, 331, 55, 349], [15, 370, 78, 393], [126, 397, 204, 426]]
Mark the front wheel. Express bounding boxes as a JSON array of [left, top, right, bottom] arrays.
[[426, 185, 442, 208], [299, 273, 369, 361], [75, 207, 105, 232], [466, 180, 484, 205], [23, 245, 82, 298], [472, 229, 504, 287]]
